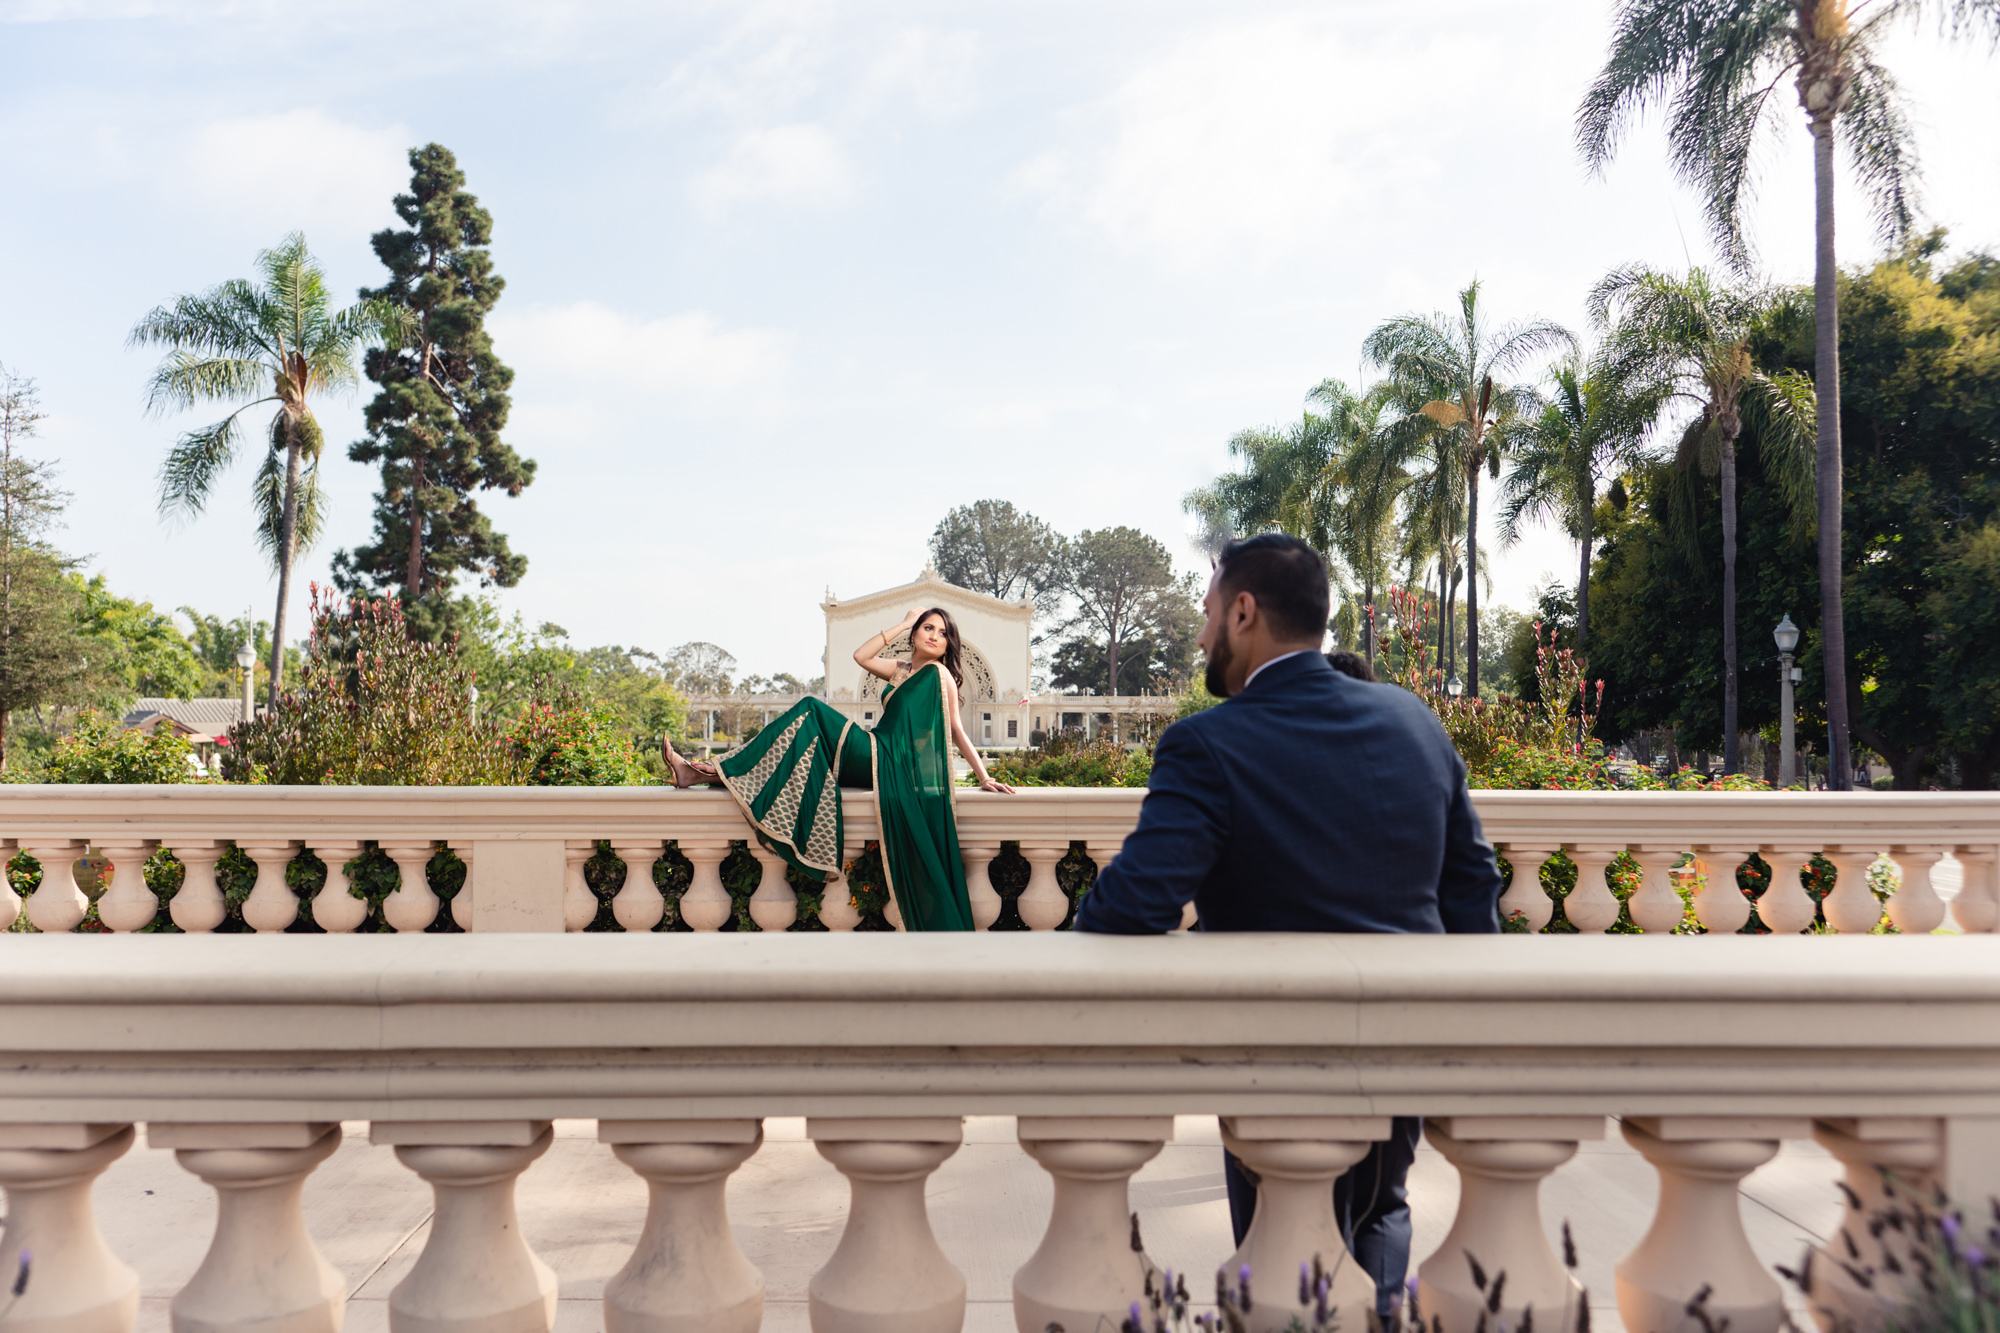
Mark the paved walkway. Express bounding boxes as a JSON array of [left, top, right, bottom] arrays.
[[95, 1115, 1842, 1332]]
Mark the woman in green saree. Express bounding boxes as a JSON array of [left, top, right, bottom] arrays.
[[664, 606, 1014, 931]]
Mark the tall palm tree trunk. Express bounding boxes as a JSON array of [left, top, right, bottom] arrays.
[[1721, 434, 1740, 774], [1466, 470, 1482, 695], [1813, 119, 1854, 789], [1362, 577, 1376, 667], [1575, 482, 1594, 654], [269, 417, 304, 706]]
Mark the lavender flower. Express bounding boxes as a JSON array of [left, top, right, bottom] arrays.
[[10, 1251, 27, 1298]]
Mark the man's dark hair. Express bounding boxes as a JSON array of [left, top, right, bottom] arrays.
[[1215, 533, 1329, 643], [1325, 649, 1376, 682]]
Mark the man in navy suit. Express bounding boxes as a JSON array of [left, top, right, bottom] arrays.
[[1076, 533, 1503, 1317]]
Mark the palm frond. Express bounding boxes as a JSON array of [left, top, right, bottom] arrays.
[[1840, 54, 1922, 246], [1743, 367, 1820, 537], [142, 351, 269, 415], [253, 442, 328, 570], [156, 406, 263, 520]]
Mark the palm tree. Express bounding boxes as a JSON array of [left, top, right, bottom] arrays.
[[1497, 350, 1664, 655], [132, 234, 405, 704], [1578, 0, 1998, 786], [1363, 281, 1574, 695], [1299, 380, 1404, 667], [1591, 264, 1817, 772]]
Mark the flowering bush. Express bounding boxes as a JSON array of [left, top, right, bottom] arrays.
[[44, 711, 209, 784], [509, 687, 653, 786], [983, 730, 1152, 788]]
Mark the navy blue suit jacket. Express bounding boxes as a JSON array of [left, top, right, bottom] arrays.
[[1076, 651, 1503, 935]]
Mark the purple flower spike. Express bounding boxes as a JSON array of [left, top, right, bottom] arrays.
[[1241, 1264, 1253, 1286], [1943, 1216, 1963, 1244], [1967, 1245, 1987, 1268]]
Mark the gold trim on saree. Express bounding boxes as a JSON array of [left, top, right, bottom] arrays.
[[714, 714, 844, 876]]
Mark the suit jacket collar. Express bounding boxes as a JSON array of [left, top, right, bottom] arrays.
[[1236, 649, 1332, 697]]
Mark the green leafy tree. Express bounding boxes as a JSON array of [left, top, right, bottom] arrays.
[[130, 234, 406, 704], [335, 145, 533, 642], [1363, 281, 1574, 695], [0, 367, 83, 767], [1056, 528, 1198, 697], [75, 577, 203, 703], [1590, 266, 1817, 771], [1577, 0, 2000, 788], [928, 500, 1064, 613], [44, 711, 206, 784]]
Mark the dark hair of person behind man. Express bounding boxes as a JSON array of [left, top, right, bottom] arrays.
[[1324, 649, 1376, 682], [1214, 533, 1329, 643]]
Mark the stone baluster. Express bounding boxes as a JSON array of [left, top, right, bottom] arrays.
[[675, 840, 734, 931], [807, 1117, 966, 1333], [239, 840, 304, 933], [450, 844, 475, 931], [1886, 846, 1947, 935], [154, 1122, 345, 1332], [94, 840, 161, 933], [563, 841, 598, 932], [372, 1120, 559, 1333], [1757, 847, 1820, 933], [1014, 1116, 1170, 1333], [1692, 847, 1755, 935], [0, 837, 17, 930], [1822, 847, 1886, 934], [1499, 845, 1557, 931], [747, 843, 799, 932], [0, 1123, 139, 1331], [22, 839, 89, 933], [1563, 845, 1622, 933], [164, 840, 228, 934], [819, 839, 862, 931], [962, 841, 1002, 930], [1951, 847, 1999, 933], [1018, 841, 1070, 930], [1617, 1116, 1809, 1333], [1419, 1117, 1604, 1333], [1084, 838, 1124, 928], [1219, 1116, 1387, 1333], [610, 840, 666, 932], [884, 891, 904, 931], [308, 840, 369, 933], [599, 1119, 766, 1333], [1804, 1118, 1943, 1332], [379, 840, 441, 933], [1628, 847, 1689, 934]]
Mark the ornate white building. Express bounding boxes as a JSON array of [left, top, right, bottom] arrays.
[[686, 566, 1181, 754]]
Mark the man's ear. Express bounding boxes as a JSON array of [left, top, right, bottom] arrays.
[[1230, 590, 1257, 635]]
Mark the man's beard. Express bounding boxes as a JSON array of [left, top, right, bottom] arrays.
[[1203, 621, 1236, 698]]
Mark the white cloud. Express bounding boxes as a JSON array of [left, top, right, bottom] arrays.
[[176, 109, 408, 234], [855, 28, 981, 119], [690, 123, 854, 218], [489, 303, 793, 398]]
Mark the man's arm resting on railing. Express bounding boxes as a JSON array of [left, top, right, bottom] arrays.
[[1075, 723, 1225, 935]]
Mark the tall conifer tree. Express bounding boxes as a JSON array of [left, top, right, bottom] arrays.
[[336, 143, 534, 641]]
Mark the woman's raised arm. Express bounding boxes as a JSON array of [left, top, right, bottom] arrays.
[[855, 606, 924, 681]]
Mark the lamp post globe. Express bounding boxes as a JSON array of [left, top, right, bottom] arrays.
[[1773, 614, 1800, 656], [1774, 615, 1799, 787]]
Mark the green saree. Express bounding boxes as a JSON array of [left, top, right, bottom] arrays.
[[714, 661, 974, 932]]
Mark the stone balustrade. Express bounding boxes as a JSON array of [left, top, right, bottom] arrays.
[[0, 786, 1994, 936], [2, 932, 1996, 1333]]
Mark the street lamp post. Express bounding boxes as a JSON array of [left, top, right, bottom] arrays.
[[1774, 614, 1801, 787], [235, 640, 256, 726]]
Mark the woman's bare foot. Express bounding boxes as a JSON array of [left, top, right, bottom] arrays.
[[663, 742, 723, 789]]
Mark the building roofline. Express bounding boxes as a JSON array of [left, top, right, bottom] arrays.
[[822, 566, 1032, 620]]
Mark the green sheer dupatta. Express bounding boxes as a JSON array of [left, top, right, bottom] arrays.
[[872, 662, 974, 932]]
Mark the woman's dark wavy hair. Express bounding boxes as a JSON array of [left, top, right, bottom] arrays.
[[913, 606, 965, 686]]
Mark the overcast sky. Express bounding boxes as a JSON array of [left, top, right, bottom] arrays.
[[2, 0, 1994, 678]]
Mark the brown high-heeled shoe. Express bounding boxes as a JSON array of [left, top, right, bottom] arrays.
[[663, 742, 723, 789]]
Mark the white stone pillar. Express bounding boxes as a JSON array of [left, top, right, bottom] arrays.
[[164, 841, 228, 934], [1018, 842, 1070, 931], [1014, 1116, 1170, 1333], [1498, 846, 1556, 931], [562, 841, 598, 932], [371, 1120, 558, 1333], [1219, 1116, 1387, 1333], [598, 1119, 766, 1333], [0, 837, 18, 930], [22, 840, 89, 934], [0, 1123, 139, 1332], [1757, 847, 1820, 933], [449, 845, 474, 931], [1617, 1116, 1808, 1333], [154, 1121, 345, 1333], [239, 840, 304, 933], [806, 1117, 966, 1333], [961, 842, 1002, 931], [308, 841, 368, 934], [675, 840, 734, 931], [746, 844, 798, 933], [819, 840, 862, 932], [379, 841, 440, 934], [1886, 847, 1946, 935], [1419, 1117, 1604, 1333], [1949, 847, 1998, 933], [1805, 1118, 1943, 1333], [92, 840, 160, 933], [1822, 847, 1885, 934], [1692, 847, 1755, 935], [1563, 845, 1622, 933], [611, 840, 666, 932], [1628, 847, 1688, 935]]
